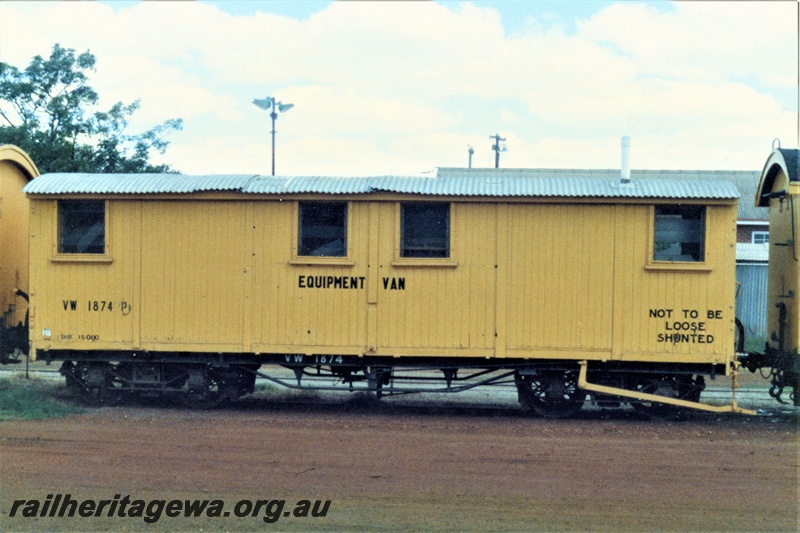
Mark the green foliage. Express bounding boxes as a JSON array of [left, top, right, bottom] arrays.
[[0, 375, 84, 420], [0, 44, 182, 173]]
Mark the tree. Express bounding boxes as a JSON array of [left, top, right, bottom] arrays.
[[0, 44, 182, 173]]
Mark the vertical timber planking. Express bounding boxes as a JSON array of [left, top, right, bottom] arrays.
[[132, 201, 142, 350], [494, 203, 508, 357], [242, 201, 255, 353], [366, 201, 380, 354]]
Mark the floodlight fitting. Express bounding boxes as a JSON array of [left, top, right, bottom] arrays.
[[253, 97, 273, 111], [277, 102, 294, 113]]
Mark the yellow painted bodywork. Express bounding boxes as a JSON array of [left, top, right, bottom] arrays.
[[28, 194, 738, 367], [0, 145, 38, 328], [762, 175, 800, 353]]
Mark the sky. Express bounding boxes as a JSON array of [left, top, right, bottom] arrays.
[[0, 1, 797, 176]]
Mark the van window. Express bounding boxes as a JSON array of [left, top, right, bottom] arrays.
[[58, 200, 105, 254], [298, 202, 347, 257], [401, 203, 450, 258], [654, 205, 705, 262]]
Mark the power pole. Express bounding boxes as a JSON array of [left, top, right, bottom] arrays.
[[490, 133, 507, 168]]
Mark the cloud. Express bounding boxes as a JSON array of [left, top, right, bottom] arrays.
[[0, 1, 796, 175], [580, 2, 796, 89]]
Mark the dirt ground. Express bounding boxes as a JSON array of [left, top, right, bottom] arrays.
[[0, 389, 798, 532]]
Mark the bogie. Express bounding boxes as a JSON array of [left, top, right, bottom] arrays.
[[515, 369, 586, 419], [59, 361, 257, 409]]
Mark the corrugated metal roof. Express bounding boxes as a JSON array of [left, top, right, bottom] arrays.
[[736, 242, 769, 262], [438, 167, 763, 219], [23, 173, 259, 195], [244, 176, 376, 195], [371, 175, 739, 198], [24, 172, 739, 200]]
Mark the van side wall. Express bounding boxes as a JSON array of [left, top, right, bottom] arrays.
[[28, 196, 738, 367]]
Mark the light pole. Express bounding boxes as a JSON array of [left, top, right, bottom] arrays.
[[253, 96, 294, 175]]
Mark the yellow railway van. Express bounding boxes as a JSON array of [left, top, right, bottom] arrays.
[[21, 167, 755, 417], [0, 145, 38, 362]]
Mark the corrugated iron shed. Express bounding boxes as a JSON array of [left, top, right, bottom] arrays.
[[735, 262, 768, 338], [736, 243, 769, 262], [25, 172, 739, 200]]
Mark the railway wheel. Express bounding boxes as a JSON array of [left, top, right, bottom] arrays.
[[179, 365, 240, 409], [630, 374, 704, 416], [63, 361, 126, 406], [516, 370, 586, 419]]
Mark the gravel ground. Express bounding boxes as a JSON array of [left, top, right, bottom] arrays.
[[1, 368, 797, 532]]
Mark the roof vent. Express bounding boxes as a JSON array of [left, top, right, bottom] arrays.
[[620, 136, 631, 183]]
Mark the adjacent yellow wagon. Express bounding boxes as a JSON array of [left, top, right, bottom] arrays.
[[0, 145, 38, 361], [742, 147, 800, 405]]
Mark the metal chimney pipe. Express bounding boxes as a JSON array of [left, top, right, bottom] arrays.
[[620, 136, 631, 183]]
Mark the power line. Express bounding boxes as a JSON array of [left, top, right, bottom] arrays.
[[490, 133, 507, 168]]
